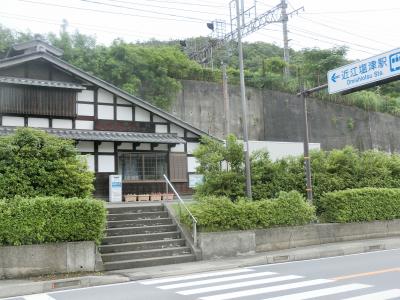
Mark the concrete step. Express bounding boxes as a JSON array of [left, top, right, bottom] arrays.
[[102, 232, 181, 244], [106, 224, 178, 236], [100, 239, 186, 253], [107, 218, 172, 229], [107, 211, 169, 221], [103, 254, 196, 271], [101, 247, 192, 262], [107, 205, 164, 215]]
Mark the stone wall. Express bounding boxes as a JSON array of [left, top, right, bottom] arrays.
[[171, 80, 400, 151], [198, 219, 400, 260], [0, 241, 97, 279]]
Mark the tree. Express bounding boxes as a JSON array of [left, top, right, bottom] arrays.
[[193, 134, 245, 200], [0, 128, 94, 199]]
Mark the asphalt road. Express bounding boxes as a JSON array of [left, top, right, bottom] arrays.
[[4, 248, 400, 300]]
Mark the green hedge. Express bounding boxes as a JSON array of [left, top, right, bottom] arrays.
[[0, 197, 107, 246], [319, 188, 400, 223], [182, 191, 316, 232]]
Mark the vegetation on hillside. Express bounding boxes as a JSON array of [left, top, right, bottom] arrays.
[[2, 23, 400, 114]]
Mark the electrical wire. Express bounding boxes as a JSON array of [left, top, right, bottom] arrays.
[[303, 8, 400, 15], [104, 0, 226, 9], [298, 15, 397, 49], [0, 12, 173, 40], [80, 0, 229, 17], [287, 29, 377, 56], [289, 26, 386, 53], [17, 0, 209, 23]]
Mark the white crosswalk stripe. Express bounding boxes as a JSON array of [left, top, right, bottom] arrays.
[[158, 271, 278, 290], [140, 268, 253, 285], [342, 289, 400, 300], [263, 284, 371, 300], [139, 267, 400, 300], [177, 275, 302, 295], [198, 279, 332, 300], [22, 295, 56, 300]]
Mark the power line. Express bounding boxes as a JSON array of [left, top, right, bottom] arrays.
[[289, 26, 386, 53], [303, 8, 400, 14], [17, 0, 209, 23], [81, 0, 228, 17], [298, 15, 397, 49], [287, 29, 377, 56], [0, 12, 173, 40], [105, 0, 226, 9]]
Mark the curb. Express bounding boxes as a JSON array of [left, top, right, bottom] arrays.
[[2, 237, 400, 298], [0, 275, 130, 298], [117, 237, 400, 281]]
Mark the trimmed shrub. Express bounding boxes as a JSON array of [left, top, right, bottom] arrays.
[[251, 147, 400, 214], [182, 191, 316, 232], [319, 188, 400, 223], [0, 197, 106, 246], [0, 128, 94, 199]]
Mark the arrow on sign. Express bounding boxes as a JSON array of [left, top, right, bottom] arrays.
[[331, 73, 340, 82], [331, 73, 340, 83]]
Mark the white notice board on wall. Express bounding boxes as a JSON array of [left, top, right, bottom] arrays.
[[109, 175, 122, 203]]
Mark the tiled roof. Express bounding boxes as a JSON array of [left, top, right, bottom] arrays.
[[0, 76, 86, 90], [0, 126, 186, 144], [0, 51, 217, 139]]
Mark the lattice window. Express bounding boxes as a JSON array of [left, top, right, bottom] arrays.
[[118, 152, 167, 180]]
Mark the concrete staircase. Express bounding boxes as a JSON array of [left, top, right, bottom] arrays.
[[100, 204, 195, 271]]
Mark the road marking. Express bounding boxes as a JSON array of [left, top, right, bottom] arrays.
[[158, 271, 277, 289], [177, 275, 302, 295], [140, 268, 253, 285], [342, 289, 400, 300], [332, 268, 400, 281], [262, 284, 370, 300], [198, 279, 332, 300], [23, 294, 56, 300]]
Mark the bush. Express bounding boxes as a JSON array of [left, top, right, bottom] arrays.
[[319, 188, 400, 223], [182, 191, 315, 231], [0, 128, 94, 198], [193, 134, 245, 200], [251, 147, 400, 213], [0, 196, 106, 246]]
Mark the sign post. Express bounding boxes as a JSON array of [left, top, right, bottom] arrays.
[[328, 48, 400, 94], [109, 175, 122, 203]]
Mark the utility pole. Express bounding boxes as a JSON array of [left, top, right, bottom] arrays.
[[281, 0, 290, 78], [222, 63, 231, 136], [181, 1, 304, 199], [235, 0, 252, 199], [301, 84, 313, 203]]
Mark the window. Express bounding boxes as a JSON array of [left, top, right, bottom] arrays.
[[0, 85, 76, 117], [118, 152, 168, 180]]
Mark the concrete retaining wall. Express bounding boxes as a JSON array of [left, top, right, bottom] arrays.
[[198, 219, 400, 259], [171, 80, 400, 152], [0, 241, 97, 279]]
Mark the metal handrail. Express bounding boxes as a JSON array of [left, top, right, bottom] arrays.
[[163, 174, 198, 246]]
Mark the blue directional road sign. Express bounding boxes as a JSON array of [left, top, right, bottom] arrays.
[[328, 48, 400, 94]]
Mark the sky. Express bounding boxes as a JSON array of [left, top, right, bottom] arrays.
[[1, 0, 400, 61]]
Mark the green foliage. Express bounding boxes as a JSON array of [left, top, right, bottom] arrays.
[[251, 151, 304, 200], [3, 23, 400, 115], [251, 147, 400, 214], [193, 134, 245, 200], [319, 188, 400, 223], [0, 196, 106, 245], [181, 191, 315, 232], [0, 128, 94, 198]]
